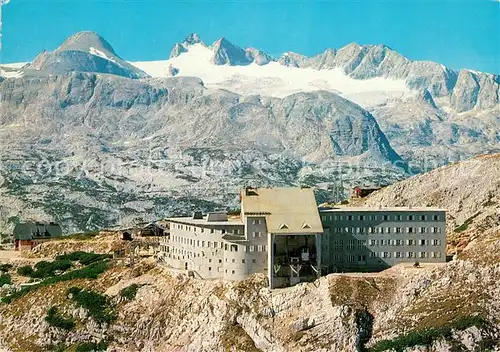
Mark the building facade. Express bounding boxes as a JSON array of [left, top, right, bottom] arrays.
[[160, 187, 447, 288], [319, 208, 446, 272], [13, 222, 63, 251]]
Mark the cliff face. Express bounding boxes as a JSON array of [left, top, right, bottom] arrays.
[[0, 73, 404, 234]]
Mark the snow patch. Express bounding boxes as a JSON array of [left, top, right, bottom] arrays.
[[131, 43, 410, 109], [0, 67, 23, 78], [89, 47, 122, 67]]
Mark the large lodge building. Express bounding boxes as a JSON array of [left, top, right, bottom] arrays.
[[160, 187, 446, 288]]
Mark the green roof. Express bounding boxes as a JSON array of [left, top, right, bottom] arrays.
[[13, 222, 62, 240]]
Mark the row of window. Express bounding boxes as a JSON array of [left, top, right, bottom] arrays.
[[169, 242, 268, 254], [164, 253, 266, 267], [333, 238, 441, 248], [367, 239, 442, 246], [322, 214, 441, 222], [331, 226, 442, 235], [332, 251, 442, 262], [171, 223, 243, 235]]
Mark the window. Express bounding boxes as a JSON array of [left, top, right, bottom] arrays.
[[253, 231, 262, 238], [370, 252, 377, 258], [347, 215, 353, 221], [383, 215, 389, 221], [432, 252, 442, 258], [359, 215, 364, 221], [432, 239, 441, 246], [222, 229, 226, 234], [346, 240, 355, 250], [257, 245, 262, 252], [232, 270, 235, 274], [208, 267, 212, 271], [232, 259, 235, 263], [369, 239, 378, 246], [380, 239, 387, 246], [407, 252, 416, 258], [396, 215, 402, 221], [358, 255, 366, 262], [209, 259, 212, 263], [419, 239, 427, 246], [382, 252, 391, 258], [231, 245, 238, 252], [386, 227, 392, 234], [378, 227, 385, 234], [394, 252, 403, 258], [431, 227, 440, 233], [219, 259, 222, 263], [395, 227, 402, 233], [253, 219, 262, 225], [347, 255, 355, 262], [419, 227, 427, 234], [433, 215, 440, 221], [242, 259, 245, 263], [210, 229, 214, 234], [420, 215, 427, 221], [224, 244, 228, 250], [252, 259, 256, 263], [408, 215, 414, 221], [407, 239, 416, 246], [419, 252, 427, 258]]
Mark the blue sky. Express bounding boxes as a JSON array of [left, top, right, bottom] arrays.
[[1, 0, 499, 74]]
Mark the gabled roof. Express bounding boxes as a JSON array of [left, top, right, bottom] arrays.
[[13, 222, 62, 240], [241, 187, 323, 234]]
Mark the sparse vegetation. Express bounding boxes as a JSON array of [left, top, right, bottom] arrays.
[[67, 287, 115, 324], [2, 259, 109, 304], [454, 212, 481, 233], [17, 265, 35, 277], [45, 306, 75, 331], [369, 316, 489, 352], [56, 251, 112, 265], [0, 263, 13, 272], [16, 260, 72, 279], [119, 284, 140, 300], [74, 341, 109, 352], [0, 273, 12, 286], [35, 260, 73, 278]]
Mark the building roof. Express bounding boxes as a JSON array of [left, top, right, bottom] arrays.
[[319, 206, 447, 212], [13, 222, 62, 240], [166, 217, 244, 227], [241, 187, 323, 234]]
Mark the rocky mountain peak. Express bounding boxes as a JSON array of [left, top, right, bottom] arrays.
[[183, 33, 203, 46], [27, 31, 149, 79], [211, 37, 252, 66], [56, 31, 117, 56], [245, 48, 273, 66]]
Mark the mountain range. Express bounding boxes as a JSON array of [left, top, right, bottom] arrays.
[[0, 31, 498, 233]]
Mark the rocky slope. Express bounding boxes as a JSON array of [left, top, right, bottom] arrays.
[[0, 227, 498, 352], [361, 153, 500, 253], [0, 72, 405, 234]]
